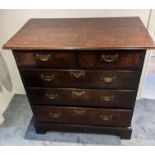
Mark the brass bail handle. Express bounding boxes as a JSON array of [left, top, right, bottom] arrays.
[[41, 74, 55, 82], [36, 54, 51, 62], [101, 54, 118, 63], [70, 71, 85, 79]]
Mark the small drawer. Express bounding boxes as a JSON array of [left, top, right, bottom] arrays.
[[21, 69, 140, 89], [27, 88, 137, 108], [32, 106, 132, 127], [13, 51, 76, 68], [78, 51, 145, 70]]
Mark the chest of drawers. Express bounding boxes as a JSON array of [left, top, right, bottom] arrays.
[[3, 17, 155, 139]]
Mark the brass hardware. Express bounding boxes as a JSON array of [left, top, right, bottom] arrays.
[[72, 90, 85, 97], [100, 115, 112, 121], [41, 74, 55, 82], [100, 76, 116, 83], [36, 54, 51, 62], [70, 71, 85, 79], [73, 108, 86, 114], [46, 93, 58, 100], [101, 54, 118, 63], [50, 112, 61, 118], [100, 95, 114, 102]]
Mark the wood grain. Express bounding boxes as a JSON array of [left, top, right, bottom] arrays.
[[3, 17, 155, 50], [34, 121, 132, 139], [26, 88, 137, 108], [13, 51, 77, 68], [20, 69, 140, 89], [33, 106, 132, 127], [13, 50, 145, 70], [4, 17, 152, 139], [79, 50, 145, 70]]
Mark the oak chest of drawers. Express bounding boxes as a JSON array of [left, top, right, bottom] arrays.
[[3, 17, 155, 139]]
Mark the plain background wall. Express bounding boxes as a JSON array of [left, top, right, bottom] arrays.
[[0, 9, 152, 123]]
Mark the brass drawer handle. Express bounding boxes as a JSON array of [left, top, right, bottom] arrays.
[[100, 95, 114, 102], [50, 112, 61, 118], [36, 54, 51, 62], [101, 54, 118, 63], [73, 108, 86, 114], [100, 76, 116, 83], [100, 115, 112, 121], [72, 90, 85, 97], [70, 71, 85, 79], [41, 74, 55, 82], [46, 93, 58, 100]]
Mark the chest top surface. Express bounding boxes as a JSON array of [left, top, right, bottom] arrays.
[[3, 17, 155, 50]]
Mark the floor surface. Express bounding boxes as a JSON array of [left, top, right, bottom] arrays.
[[0, 95, 155, 145]]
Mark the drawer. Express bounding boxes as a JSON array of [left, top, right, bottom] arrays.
[[32, 106, 132, 127], [27, 88, 136, 108], [21, 69, 140, 89], [13, 51, 76, 68], [79, 51, 145, 70]]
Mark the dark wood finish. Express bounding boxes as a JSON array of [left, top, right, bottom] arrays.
[[26, 88, 137, 108], [3, 18, 155, 50], [79, 51, 145, 70], [4, 17, 155, 139], [14, 50, 145, 70], [13, 51, 77, 68], [20, 69, 140, 89], [34, 121, 132, 139], [33, 106, 132, 127]]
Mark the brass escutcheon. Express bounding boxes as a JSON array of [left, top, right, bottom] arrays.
[[46, 93, 58, 100], [72, 90, 85, 97], [101, 54, 118, 63], [100, 76, 116, 83], [100, 95, 114, 102], [70, 71, 85, 79], [73, 108, 86, 114], [41, 74, 55, 82], [50, 112, 61, 118], [35, 54, 51, 62], [100, 115, 112, 121]]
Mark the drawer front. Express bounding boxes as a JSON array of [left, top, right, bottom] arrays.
[[27, 88, 136, 108], [79, 51, 145, 70], [13, 51, 76, 68], [33, 106, 132, 127], [21, 69, 140, 89]]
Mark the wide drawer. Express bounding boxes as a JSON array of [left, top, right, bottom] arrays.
[[21, 69, 140, 89], [13, 51, 77, 68], [79, 51, 145, 70], [27, 88, 136, 108], [32, 106, 132, 127]]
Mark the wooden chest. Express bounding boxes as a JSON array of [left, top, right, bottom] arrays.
[[3, 17, 155, 139]]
